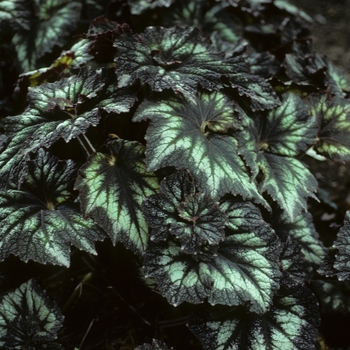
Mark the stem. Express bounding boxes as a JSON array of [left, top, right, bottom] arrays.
[[76, 134, 96, 157]]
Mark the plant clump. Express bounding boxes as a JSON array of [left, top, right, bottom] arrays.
[[0, 0, 350, 348]]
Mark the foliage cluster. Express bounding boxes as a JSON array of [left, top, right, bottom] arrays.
[[1, 0, 350, 349]]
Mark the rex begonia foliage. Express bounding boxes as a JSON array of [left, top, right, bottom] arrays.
[[1, 0, 350, 348], [0, 279, 64, 349], [0, 148, 106, 266], [142, 171, 281, 312]]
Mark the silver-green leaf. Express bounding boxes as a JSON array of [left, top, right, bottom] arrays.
[[134, 90, 267, 205], [75, 138, 159, 254], [0, 149, 106, 266], [0, 279, 64, 349]]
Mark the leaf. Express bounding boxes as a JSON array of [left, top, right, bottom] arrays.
[[0, 279, 64, 349], [16, 51, 76, 95], [83, 19, 131, 62], [272, 211, 326, 266], [258, 153, 318, 221], [142, 170, 226, 254], [308, 94, 350, 161], [143, 197, 281, 312], [188, 285, 319, 350], [114, 26, 279, 110], [256, 93, 318, 157], [0, 67, 138, 188], [135, 339, 173, 350], [128, 0, 174, 15], [0, 149, 106, 266], [325, 60, 350, 94], [0, 0, 31, 31], [278, 237, 313, 287], [246, 52, 281, 79], [312, 280, 350, 314], [75, 139, 159, 254], [133, 90, 268, 205], [333, 211, 350, 281], [162, 0, 245, 54], [11, 0, 83, 72], [273, 0, 313, 23]]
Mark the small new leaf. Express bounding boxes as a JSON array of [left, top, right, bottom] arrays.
[[0, 279, 64, 349], [75, 139, 159, 254]]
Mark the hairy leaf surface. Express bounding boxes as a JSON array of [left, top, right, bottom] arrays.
[[0, 68, 137, 188], [333, 211, 350, 281], [75, 139, 158, 254], [144, 194, 281, 312], [114, 26, 279, 110], [0, 0, 31, 31], [128, 0, 174, 14], [188, 286, 319, 350], [256, 93, 317, 157], [312, 280, 350, 314], [11, 0, 82, 72], [135, 339, 173, 350], [134, 91, 267, 205], [0, 279, 64, 349], [0, 149, 106, 266], [309, 94, 350, 161], [258, 154, 317, 221], [162, 0, 245, 56], [272, 211, 326, 266], [142, 170, 226, 254]]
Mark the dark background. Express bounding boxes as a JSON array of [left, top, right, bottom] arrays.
[[291, 0, 350, 79]]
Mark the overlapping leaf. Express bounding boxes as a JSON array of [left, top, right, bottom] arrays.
[[8, 0, 82, 72], [258, 154, 317, 221], [143, 186, 281, 312], [236, 93, 318, 219], [0, 67, 138, 188], [312, 280, 350, 314], [188, 285, 319, 350], [128, 0, 174, 15], [162, 0, 246, 56], [284, 42, 350, 95], [0, 0, 31, 31], [134, 90, 267, 205], [278, 237, 313, 287], [135, 339, 173, 350], [0, 149, 106, 266], [0, 279, 64, 349], [333, 211, 350, 281], [142, 170, 226, 254], [309, 94, 350, 161], [75, 139, 159, 254], [256, 93, 318, 157], [114, 25, 279, 110], [272, 211, 326, 266]]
